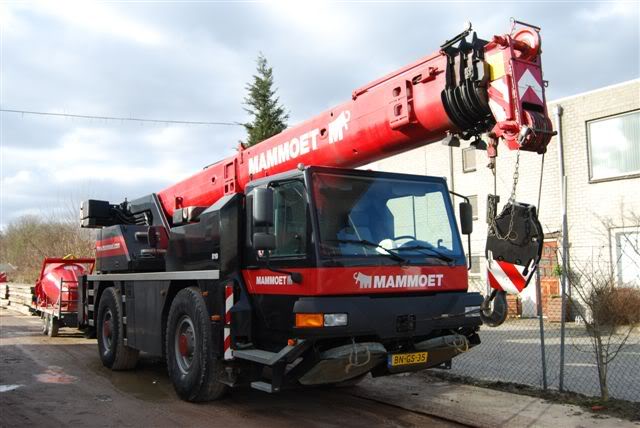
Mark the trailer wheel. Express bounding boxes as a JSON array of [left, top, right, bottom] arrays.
[[97, 287, 139, 370], [166, 287, 228, 402], [48, 315, 59, 337], [41, 313, 49, 335]]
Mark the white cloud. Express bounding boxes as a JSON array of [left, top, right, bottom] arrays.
[[577, 1, 639, 22], [1, 170, 32, 186], [1, 2, 639, 227], [21, 0, 166, 46], [0, 2, 28, 36]]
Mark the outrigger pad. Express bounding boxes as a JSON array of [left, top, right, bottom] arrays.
[[485, 202, 544, 294]]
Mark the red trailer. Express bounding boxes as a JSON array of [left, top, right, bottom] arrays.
[[33, 257, 95, 337]]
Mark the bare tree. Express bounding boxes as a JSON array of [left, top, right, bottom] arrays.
[[1, 210, 95, 283], [564, 210, 640, 401]]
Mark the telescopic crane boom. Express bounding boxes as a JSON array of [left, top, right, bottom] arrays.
[[157, 21, 553, 218], [79, 21, 554, 401]]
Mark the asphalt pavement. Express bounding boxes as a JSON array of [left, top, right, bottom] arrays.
[[0, 307, 635, 427]]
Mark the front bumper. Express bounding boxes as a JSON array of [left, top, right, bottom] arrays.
[[292, 291, 483, 339]]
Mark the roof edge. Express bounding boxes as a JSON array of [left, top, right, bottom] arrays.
[[549, 78, 640, 105]]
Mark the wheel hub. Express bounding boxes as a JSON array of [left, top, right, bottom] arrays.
[[101, 308, 113, 353], [103, 321, 112, 338], [175, 315, 196, 375], [178, 334, 190, 357]]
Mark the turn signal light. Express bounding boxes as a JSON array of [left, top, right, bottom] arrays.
[[294, 313, 349, 328], [295, 313, 324, 328]]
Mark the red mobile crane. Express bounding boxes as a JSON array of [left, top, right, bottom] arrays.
[[79, 20, 553, 402]]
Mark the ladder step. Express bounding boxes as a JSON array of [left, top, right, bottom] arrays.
[[233, 349, 278, 365], [250, 381, 273, 393], [88, 319, 94, 327], [87, 289, 94, 296]]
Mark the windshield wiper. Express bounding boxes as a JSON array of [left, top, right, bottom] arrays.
[[327, 239, 407, 264], [397, 245, 454, 264]]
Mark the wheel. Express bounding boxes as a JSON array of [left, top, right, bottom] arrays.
[[166, 287, 228, 402], [48, 315, 59, 337], [41, 313, 49, 335], [96, 287, 139, 370]]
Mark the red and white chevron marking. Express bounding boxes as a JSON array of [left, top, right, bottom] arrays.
[[487, 260, 533, 295], [224, 284, 233, 360], [487, 76, 512, 122]]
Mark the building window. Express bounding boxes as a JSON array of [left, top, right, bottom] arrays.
[[467, 195, 478, 220], [462, 147, 476, 173], [587, 110, 640, 181], [615, 230, 640, 288]]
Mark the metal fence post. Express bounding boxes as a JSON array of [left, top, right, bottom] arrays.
[[555, 105, 567, 392], [535, 267, 548, 390]]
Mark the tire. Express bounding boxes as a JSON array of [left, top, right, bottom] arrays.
[[48, 316, 59, 337], [166, 287, 228, 402], [96, 287, 139, 370], [41, 313, 49, 335]]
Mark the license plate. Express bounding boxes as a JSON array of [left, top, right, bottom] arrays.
[[388, 351, 428, 367]]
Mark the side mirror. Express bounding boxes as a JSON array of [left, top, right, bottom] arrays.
[[253, 187, 274, 227], [459, 201, 473, 235], [253, 232, 276, 251]]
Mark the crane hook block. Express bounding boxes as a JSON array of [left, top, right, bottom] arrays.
[[479, 290, 508, 327], [485, 201, 544, 295]]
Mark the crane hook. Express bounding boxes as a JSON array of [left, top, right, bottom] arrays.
[[479, 289, 508, 327]]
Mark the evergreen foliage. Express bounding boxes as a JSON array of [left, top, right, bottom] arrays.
[[243, 53, 289, 147]]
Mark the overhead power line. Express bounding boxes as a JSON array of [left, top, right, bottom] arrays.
[[0, 108, 243, 126]]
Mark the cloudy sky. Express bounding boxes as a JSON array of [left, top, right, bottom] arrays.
[[1, 0, 638, 228]]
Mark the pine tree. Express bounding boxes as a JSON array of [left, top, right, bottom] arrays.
[[243, 53, 289, 147]]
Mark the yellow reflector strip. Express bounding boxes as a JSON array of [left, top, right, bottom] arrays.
[[295, 313, 324, 328], [486, 52, 506, 81]]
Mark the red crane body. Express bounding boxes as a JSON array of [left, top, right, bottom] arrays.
[[158, 24, 552, 219], [79, 21, 555, 400]]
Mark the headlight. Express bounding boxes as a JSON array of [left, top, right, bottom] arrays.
[[295, 313, 349, 328], [323, 313, 348, 327]]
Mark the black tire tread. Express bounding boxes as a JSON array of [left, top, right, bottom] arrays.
[[98, 287, 139, 370], [165, 286, 227, 402], [41, 314, 49, 335], [48, 316, 59, 337]]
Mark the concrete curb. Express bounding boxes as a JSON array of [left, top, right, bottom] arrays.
[[350, 374, 638, 427]]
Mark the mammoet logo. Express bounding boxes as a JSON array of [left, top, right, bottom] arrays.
[[247, 110, 351, 175], [96, 242, 121, 252], [353, 272, 372, 288], [353, 272, 444, 289], [255, 275, 293, 285], [328, 110, 351, 144]]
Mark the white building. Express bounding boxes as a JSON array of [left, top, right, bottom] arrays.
[[368, 79, 640, 316]]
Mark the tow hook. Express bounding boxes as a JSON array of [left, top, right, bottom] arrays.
[[480, 289, 508, 327]]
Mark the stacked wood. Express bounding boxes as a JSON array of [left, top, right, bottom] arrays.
[[0, 283, 35, 315]]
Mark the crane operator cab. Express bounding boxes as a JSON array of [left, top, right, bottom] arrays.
[[249, 166, 468, 274], [244, 166, 482, 385]]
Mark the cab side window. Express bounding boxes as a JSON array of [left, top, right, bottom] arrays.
[[271, 181, 307, 257]]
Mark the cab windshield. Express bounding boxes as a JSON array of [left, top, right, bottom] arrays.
[[311, 172, 464, 265]]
